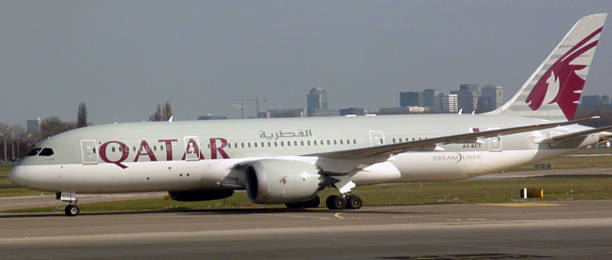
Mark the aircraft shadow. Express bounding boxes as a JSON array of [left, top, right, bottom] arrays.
[[0, 204, 428, 218]]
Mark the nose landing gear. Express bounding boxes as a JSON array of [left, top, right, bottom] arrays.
[[57, 192, 80, 216]]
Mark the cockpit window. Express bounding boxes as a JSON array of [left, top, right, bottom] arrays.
[[39, 148, 54, 156], [26, 148, 42, 156]]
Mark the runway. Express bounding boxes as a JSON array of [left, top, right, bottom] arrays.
[[1, 200, 612, 259]]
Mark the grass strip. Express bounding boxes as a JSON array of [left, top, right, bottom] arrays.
[[6, 176, 612, 213]]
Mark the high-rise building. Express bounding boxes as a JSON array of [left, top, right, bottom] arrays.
[[433, 93, 458, 113], [307, 88, 328, 116], [400, 91, 421, 107], [457, 84, 480, 113], [421, 89, 438, 108], [479, 85, 504, 112]]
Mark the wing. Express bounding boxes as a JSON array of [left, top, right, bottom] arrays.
[[314, 117, 599, 160], [310, 117, 603, 175]]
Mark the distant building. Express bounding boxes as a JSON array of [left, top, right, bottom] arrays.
[[197, 114, 228, 120], [602, 95, 610, 105], [479, 85, 504, 112], [307, 88, 328, 116], [580, 94, 612, 109], [378, 106, 426, 115], [433, 93, 458, 113], [400, 91, 421, 107], [339, 107, 367, 116], [259, 108, 305, 118], [421, 89, 438, 109], [457, 84, 480, 113], [26, 118, 41, 133]]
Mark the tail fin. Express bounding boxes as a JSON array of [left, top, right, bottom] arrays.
[[489, 13, 607, 121]]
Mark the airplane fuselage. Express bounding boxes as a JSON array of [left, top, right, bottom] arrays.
[[10, 114, 597, 193]]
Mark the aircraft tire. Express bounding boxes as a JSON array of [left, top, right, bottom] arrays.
[[326, 195, 346, 210], [65, 205, 80, 217], [347, 195, 363, 209]]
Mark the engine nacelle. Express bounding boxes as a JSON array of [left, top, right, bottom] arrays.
[[168, 190, 234, 201], [244, 159, 322, 204]]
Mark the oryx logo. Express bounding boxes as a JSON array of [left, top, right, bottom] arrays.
[[525, 26, 603, 120]]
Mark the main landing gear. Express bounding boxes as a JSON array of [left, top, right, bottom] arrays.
[[325, 194, 362, 210], [57, 192, 80, 216]]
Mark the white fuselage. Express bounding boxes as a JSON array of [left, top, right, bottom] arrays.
[[10, 114, 598, 193]]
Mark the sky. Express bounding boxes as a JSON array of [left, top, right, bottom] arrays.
[[1, 0, 612, 125]]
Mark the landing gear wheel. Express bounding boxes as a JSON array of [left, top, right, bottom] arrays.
[[347, 195, 363, 209], [64, 205, 80, 216], [326, 195, 347, 210]]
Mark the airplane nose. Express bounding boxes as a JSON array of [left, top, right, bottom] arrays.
[[9, 166, 28, 187]]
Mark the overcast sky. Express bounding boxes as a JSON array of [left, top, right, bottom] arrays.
[[1, 0, 611, 125]]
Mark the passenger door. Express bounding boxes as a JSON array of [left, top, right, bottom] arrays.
[[369, 130, 385, 146], [183, 136, 201, 161], [80, 140, 98, 165]]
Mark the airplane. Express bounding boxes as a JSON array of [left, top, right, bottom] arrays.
[[10, 13, 612, 216]]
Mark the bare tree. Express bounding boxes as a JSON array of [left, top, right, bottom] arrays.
[[40, 117, 76, 139], [77, 102, 88, 128]]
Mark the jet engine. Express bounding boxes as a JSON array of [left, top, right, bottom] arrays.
[[168, 189, 234, 201], [244, 159, 323, 204]]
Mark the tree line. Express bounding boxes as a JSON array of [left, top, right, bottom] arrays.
[[1, 102, 173, 163]]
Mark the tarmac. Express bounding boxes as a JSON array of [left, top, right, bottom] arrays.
[[1, 168, 612, 259], [1, 200, 612, 259]]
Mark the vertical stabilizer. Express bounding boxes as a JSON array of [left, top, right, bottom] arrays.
[[489, 13, 607, 121]]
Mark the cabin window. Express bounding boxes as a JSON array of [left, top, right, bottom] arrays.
[[261, 142, 265, 147], [300, 141, 304, 146], [320, 140, 324, 145], [160, 145, 163, 151], [268, 142, 271, 147], [280, 141, 284, 147], [254, 142, 258, 148], [111, 147, 116, 153], [287, 141, 291, 147], [313, 140, 317, 146], [294, 141, 298, 146], [39, 148, 54, 156], [26, 148, 41, 156], [274, 141, 278, 147], [153, 145, 157, 151], [241, 143, 245, 148], [339, 140, 343, 145], [307, 140, 310, 146], [248, 142, 251, 148]]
